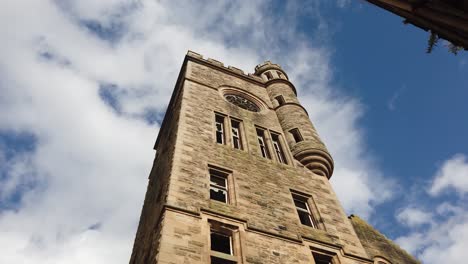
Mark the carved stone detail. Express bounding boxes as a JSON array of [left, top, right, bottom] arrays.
[[224, 94, 260, 112]]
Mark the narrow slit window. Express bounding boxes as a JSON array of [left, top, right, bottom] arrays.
[[290, 128, 303, 143], [256, 128, 271, 159], [276, 71, 283, 79], [215, 114, 225, 144], [271, 133, 287, 164], [275, 95, 285, 106], [209, 169, 229, 203], [265, 71, 273, 80], [231, 119, 242, 150], [292, 193, 316, 228]]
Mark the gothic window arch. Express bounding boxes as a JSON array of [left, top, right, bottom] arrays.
[[219, 86, 268, 113], [224, 94, 260, 112]]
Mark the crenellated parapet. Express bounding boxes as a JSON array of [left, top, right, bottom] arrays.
[[186, 50, 265, 83]]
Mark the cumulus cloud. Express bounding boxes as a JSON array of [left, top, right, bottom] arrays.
[[396, 204, 468, 263], [396, 207, 432, 227], [0, 1, 393, 262], [429, 154, 468, 196], [396, 154, 468, 263]]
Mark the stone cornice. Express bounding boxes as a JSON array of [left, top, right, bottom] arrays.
[[265, 78, 297, 95], [274, 102, 309, 116]]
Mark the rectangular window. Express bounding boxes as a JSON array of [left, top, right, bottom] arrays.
[[271, 133, 287, 164], [231, 119, 242, 150], [275, 95, 285, 106], [210, 221, 239, 264], [209, 169, 229, 203], [312, 252, 334, 264], [289, 128, 303, 143], [292, 193, 316, 228], [215, 114, 225, 144], [211, 232, 232, 255], [256, 128, 271, 159], [265, 71, 273, 80]]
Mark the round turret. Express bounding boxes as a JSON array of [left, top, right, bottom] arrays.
[[255, 61, 334, 178]]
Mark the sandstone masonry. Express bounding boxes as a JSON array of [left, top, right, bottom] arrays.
[[129, 51, 419, 264]]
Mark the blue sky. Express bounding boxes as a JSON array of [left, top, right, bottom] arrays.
[[323, 1, 468, 238], [0, 1, 467, 263]]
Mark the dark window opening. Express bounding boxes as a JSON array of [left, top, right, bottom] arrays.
[[292, 194, 316, 228], [289, 128, 303, 143], [211, 256, 236, 264], [298, 210, 314, 226], [210, 170, 228, 203], [215, 115, 225, 144], [256, 128, 271, 159], [276, 71, 283, 79], [265, 71, 273, 80], [312, 252, 333, 264], [275, 95, 285, 106], [231, 120, 242, 150], [271, 133, 287, 164], [211, 232, 232, 254]]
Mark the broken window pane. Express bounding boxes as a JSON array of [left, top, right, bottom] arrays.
[[209, 170, 229, 203], [210, 187, 227, 203], [215, 115, 225, 144]]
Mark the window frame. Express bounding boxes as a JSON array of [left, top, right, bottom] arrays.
[[210, 173, 228, 204], [289, 128, 304, 143], [270, 132, 287, 164], [215, 113, 247, 151], [256, 127, 271, 159], [310, 247, 339, 264], [230, 118, 243, 150], [275, 95, 285, 106], [210, 231, 233, 255], [209, 220, 240, 264], [291, 191, 318, 228], [215, 114, 226, 145], [208, 165, 235, 204]]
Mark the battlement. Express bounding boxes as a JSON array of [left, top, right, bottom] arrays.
[[254, 60, 282, 73], [186, 50, 264, 83]]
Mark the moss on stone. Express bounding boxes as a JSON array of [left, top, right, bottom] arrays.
[[349, 215, 420, 264]]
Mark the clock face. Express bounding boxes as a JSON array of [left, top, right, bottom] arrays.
[[224, 94, 260, 112]]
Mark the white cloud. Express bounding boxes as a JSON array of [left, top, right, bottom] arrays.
[[396, 154, 468, 264], [387, 85, 405, 111], [429, 154, 468, 196], [396, 207, 432, 227], [0, 1, 394, 262], [396, 204, 468, 264]]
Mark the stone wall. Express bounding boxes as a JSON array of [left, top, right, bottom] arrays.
[[130, 65, 186, 263], [141, 55, 372, 263]]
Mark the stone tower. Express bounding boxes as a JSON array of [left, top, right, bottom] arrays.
[[130, 51, 419, 264]]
